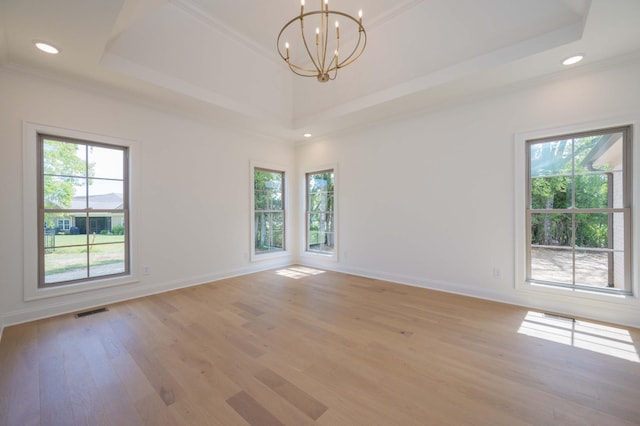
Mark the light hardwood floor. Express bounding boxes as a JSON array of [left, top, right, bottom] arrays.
[[1, 266, 640, 425]]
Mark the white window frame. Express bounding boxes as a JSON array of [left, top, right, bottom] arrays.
[[23, 122, 140, 301], [515, 118, 639, 302], [249, 161, 290, 262], [301, 164, 338, 261]]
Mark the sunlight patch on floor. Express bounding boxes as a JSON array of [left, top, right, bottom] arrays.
[[518, 311, 639, 363], [275, 266, 326, 279]]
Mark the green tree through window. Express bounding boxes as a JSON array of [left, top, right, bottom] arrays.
[[254, 168, 285, 253], [306, 170, 335, 254], [527, 126, 631, 292]]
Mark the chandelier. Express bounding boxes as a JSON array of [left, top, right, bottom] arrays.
[[277, 0, 367, 82]]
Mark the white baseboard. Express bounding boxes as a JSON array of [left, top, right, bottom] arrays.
[[300, 261, 640, 329], [318, 262, 511, 305], [1, 259, 291, 328]]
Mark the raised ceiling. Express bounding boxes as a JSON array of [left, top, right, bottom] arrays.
[[1, 0, 640, 141]]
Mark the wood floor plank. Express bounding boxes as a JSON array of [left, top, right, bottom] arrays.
[[226, 391, 284, 426], [255, 369, 328, 420], [3, 323, 40, 426], [1, 267, 640, 425]]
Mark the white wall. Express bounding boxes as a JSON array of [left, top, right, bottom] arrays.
[[2, 58, 640, 335], [296, 59, 640, 328], [0, 68, 295, 329]]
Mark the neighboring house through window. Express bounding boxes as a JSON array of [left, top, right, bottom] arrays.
[[525, 125, 632, 294], [39, 134, 129, 287]]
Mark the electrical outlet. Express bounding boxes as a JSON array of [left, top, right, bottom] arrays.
[[143, 266, 150, 275], [492, 267, 501, 280]]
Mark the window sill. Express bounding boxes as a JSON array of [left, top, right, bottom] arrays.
[[301, 251, 338, 262], [517, 280, 637, 303], [250, 250, 290, 263]]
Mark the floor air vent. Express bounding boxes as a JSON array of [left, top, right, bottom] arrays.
[[75, 307, 108, 318]]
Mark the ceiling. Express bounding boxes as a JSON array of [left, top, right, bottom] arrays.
[[1, 0, 640, 142]]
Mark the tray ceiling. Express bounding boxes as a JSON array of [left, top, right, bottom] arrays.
[[1, 0, 639, 141]]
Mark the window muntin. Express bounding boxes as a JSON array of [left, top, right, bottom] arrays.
[[306, 169, 335, 254], [526, 126, 632, 294], [39, 134, 129, 287], [254, 168, 285, 254]]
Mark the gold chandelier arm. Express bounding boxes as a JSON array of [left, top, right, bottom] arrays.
[[287, 61, 320, 78], [326, 31, 340, 71], [321, 5, 329, 72], [299, 15, 322, 75], [337, 28, 366, 68]]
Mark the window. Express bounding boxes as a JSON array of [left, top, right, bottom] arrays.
[[39, 134, 129, 287], [525, 126, 632, 294], [306, 169, 335, 254], [56, 218, 70, 231], [253, 168, 285, 254]]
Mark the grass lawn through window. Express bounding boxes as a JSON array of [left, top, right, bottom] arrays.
[[44, 234, 125, 283]]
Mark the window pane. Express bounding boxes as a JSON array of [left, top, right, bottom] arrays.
[[574, 132, 623, 173], [530, 140, 572, 177], [255, 190, 269, 210], [44, 213, 87, 248], [610, 171, 625, 209], [574, 174, 609, 209], [84, 212, 115, 236], [530, 176, 570, 209], [530, 213, 572, 247], [530, 247, 573, 284], [43, 139, 86, 178], [43, 176, 86, 209], [574, 250, 609, 288], [255, 212, 270, 251], [309, 212, 334, 234], [88, 146, 124, 179], [89, 242, 125, 278], [271, 192, 283, 210], [575, 213, 609, 249], [88, 182, 124, 209], [44, 248, 88, 284], [573, 136, 603, 173], [97, 214, 126, 241], [308, 231, 321, 248]]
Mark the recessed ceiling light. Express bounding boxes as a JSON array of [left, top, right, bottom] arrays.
[[562, 54, 584, 66], [303, 133, 312, 138], [34, 41, 60, 55]]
